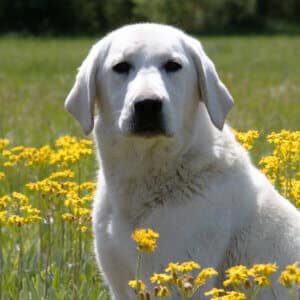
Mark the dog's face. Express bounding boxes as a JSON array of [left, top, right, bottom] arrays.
[[65, 24, 233, 140], [100, 25, 200, 139]]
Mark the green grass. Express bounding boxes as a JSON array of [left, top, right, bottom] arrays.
[[0, 36, 299, 145], [203, 36, 300, 133], [0, 35, 299, 299]]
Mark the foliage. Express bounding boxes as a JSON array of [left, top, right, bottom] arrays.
[[0, 0, 100, 35], [0, 129, 299, 298], [130, 228, 299, 300], [0, 36, 299, 299], [1, 0, 300, 35], [0, 136, 107, 299]]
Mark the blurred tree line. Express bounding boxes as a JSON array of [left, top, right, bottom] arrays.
[[0, 0, 300, 35]]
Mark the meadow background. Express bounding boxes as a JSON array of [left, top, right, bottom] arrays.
[[0, 1, 300, 299]]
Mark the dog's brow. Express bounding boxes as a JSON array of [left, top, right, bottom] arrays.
[[114, 49, 185, 65]]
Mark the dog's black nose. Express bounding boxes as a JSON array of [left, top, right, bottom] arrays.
[[134, 99, 162, 117], [132, 98, 165, 137]]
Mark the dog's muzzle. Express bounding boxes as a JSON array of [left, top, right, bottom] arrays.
[[131, 98, 166, 137]]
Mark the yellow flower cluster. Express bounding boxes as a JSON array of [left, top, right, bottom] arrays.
[[230, 129, 300, 207], [1, 136, 92, 168], [223, 263, 277, 290], [0, 138, 9, 150], [259, 130, 300, 206], [249, 263, 278, 287], [279, 262, 300, 289], [232, 129, 259, 150], [0, 135, 98, 299], [0, 136, 94, 233], [129, 227, 300, 300], [132, 228, 160, 253], [1, 131, 299, 299], [26, 171, 95, 232], [62, 183, 95, 232], [205, 288, 246, 300], [0, 192, 41, 226], [130, 261, 218, 299], [2, 145, 52, 167], [51, 135, 93, 167], [128, 280, 146, 291], [130, 229, 218, 299]]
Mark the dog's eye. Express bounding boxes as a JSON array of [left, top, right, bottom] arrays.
[[164, 60, 182, 73], [112, 61, 132, 74]]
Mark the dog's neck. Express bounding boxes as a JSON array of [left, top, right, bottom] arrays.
[[93, 111, 241, 222], [94, 108, 220, 180]]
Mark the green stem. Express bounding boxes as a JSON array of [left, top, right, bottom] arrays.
[[60, 217, 65, 272], [288, 287, 297, 300], [74, 228, 82, 299], [17, 226, 23, 292], [183, 295, 190, 300], [45, 213, 52, 298], [136, 249, 143, 298], [250, 286, 260, 300], [0, 225, 3, 298]]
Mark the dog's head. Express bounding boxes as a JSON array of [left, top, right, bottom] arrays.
[[65, 24, 233, 139]]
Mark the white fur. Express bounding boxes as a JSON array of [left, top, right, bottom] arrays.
[[65, 24, 300, 300]]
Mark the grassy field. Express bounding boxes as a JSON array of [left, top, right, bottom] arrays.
[[1, 35, 299, 143], [0, 35, 299, 299]]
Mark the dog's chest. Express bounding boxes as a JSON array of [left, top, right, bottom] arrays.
[[95, 167, 235, 282], [116, 165, 208, 223]]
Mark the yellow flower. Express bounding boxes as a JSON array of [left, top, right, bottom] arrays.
[[78, 182, 96, 192], [7, 215, 26, 226], [128, 279, 146, 291], [232, 129, 259, 150], [0, 138, 9, 150], [204, 288, 225, 297], [62, 213, 75, 222], [165, 262, 183, 273], [205, 288, 246, 300], [180, 261, 201, 273], [80, 226, 89, 232], [73, 207, 91, 217], [12, 192, 29, 205], [279, 262, 300, 288], [290, 179, 300, 207], [3, 161, 14, 168], [259, 130, 300, 205], [223, 265, 249, 287], [2, 150, 11, 157], [154, 285, 171, 297], [26, 179, 64, 195], [220, 291, 246, 300], [50, 136, 93, 167], [165, 261, 200, 273], [248, 263, 277, 287], [150, 273, 173, 285], [0, 211, 7, 223], [131, 228, 159, 253], [48, 170, 75, 179], [0, 172, 5, 181], [0, 195, 11, 209], [20, 205, 41, 215], [195, 267, 218, 286]]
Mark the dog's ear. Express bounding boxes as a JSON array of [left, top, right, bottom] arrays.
[[65, 41, 107, 135], [184, 36, 234, 130]]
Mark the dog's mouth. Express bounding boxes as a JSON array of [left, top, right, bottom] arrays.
[[120, 99, 173, 138], [131, 120, 168, 138], [120, 116, 172, 138]]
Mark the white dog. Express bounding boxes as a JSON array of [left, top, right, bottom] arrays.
[[65, 23, 300, 299]]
